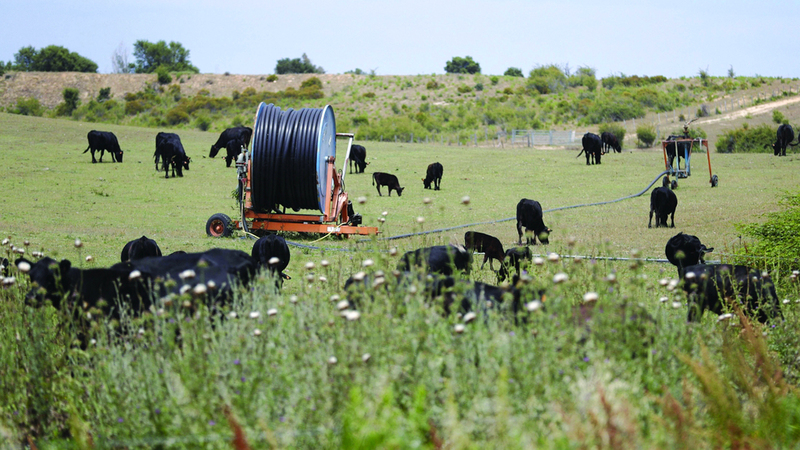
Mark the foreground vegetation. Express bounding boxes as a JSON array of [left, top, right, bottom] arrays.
[[1, 113, 800, 447]]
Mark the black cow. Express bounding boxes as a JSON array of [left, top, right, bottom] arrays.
[[504, 246, 532, 278], [397, 245, 472, 276], [601, 131, 621, 154], [764, 123, 796, 156], [577, 132, 602, 165], [516, 199, 551, 245], [464, 231, 507, 279], [422, 162, 444, 190], [155, 132, 191, 178], [251, 234, 291, 287], [648, 186, 678, 228], [664, 232, 714, 278], [217, 139, 244, 168], [682, 264, 782, 323], [372, 172, 405, 196], [349, 144, 369, 174], [121, 236, 162, 262], [664, 135, 691, 170], [210, 127, 253, 160], [83, 130, 124, 163]]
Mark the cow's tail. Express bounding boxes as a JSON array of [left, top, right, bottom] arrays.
[[576, 148, 585, 158], [372, 173, 376, 186], [83, 145, 90, 154]]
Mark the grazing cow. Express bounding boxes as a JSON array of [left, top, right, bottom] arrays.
[[349, 144, 369, 174], [681, 264, 782, 323], [504, 246, 532, 278], [662, 234, 781, 323], [764, 123, 796, 156], [83, 130, 124, 163], [217, 139, 244, 168], [648, 186, 678, 228], [516, 199, 551, 245], [120, 236, 163, 262], [664, 135, 691, 170], [155, 132, 191, 178], [664, 232, 714, 277], [464, 231, 507, 279], [577, 132, 602, 165], [422, 162, 444, 190], [601, 131, 622, 154], [209, 127, 253, 160], [251, 234, 291, 286], [372, 172, 405, 196], [397, 245, 471, 276]]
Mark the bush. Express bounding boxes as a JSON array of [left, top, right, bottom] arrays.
[[527, 65, 567, 94], [352, 115, 369, 126], [97, 87, 111, 102], [195, 113, 212, 131], [599, 122, 626, 147], [165, 107, 190, 125], [489, 76, 499, 85], [773, 110, 787, 124], [715, 123, 774, 153], [504, 67, 524, 78], [636, 123, 656, 147], [266, 74, 278, 82], [10, 97, 44, 116], [426, 80, 440, 90], [156, 66, 172, 84], [444, 56, 481, 74], [457, 85, 473, 94], [735, 190, 800, 274], [125, 100, 146, 115], [55, 87, 80, 116], [474, 83, 484, 92]]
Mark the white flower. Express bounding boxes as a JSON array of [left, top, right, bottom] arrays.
[[337, 300, 350, 311], [290, 295, 298, 304], [553, 273, 568, 284], [179, 285, 192, 295], [416, 216, 425, 224], [85, 255, 93, 262], [206, 280, 217, 290], [605, 273, 617, 284], [345, 310, 361, 321], [357, 196, 367, 204], [547, 252, 560, 263], [381, 211, 388, 217], [328, 356, 338, 365], [321, 260, 330, 267], [685, 272, 696, 280], [461, 196, 470, 205], [74, 239, 83, 248], [672, 301, 682, 309], [268, 257, 280, 265], [659, 296, 669, 303], [362, 259, 374, 267], [228, 311, 238, 319], [454, 324, 466, 334], [138, 328, 145, 336], [330, 294, 341, 302], [389, 247, 398, 256], [192, 284, 207, 295], [253, 329, 262, 336], [179, 269, 196, 280], [666, 279, 679, 291], [463, 312, 477, 323], [17, 261, 30, 273], [1, 239, 8, 246], [423, 197, 431, 204], [526, 300, 543, 312], [783, 299, 791, 304], [378, 217, 386, 223], [249, 311, 260, 319], [362, 353, 371, 362], [305, 262, 315, 270], [353, 271, 366, 281], [583, 292, 599, 303], [533, 257, 545, 266], [318, 276, 328, 283], [372, 277, 385, 289], [717, 313, 734, 322], [267, 308, 278, 317], [659, 278, 669, 286]]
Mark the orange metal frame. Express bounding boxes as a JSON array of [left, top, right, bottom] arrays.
[[233, 133, 379, 237], [661, 138, 713, 185]]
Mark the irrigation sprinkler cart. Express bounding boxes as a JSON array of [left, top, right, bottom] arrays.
[[205, 103, 379, 238], [660, 138, 718, 188]]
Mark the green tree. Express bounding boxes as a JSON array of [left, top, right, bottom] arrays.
[[55, 87, 80, 116], [275, 53, 324, 74], [504, 67, 524, 77], [444, 56, 481, 74], [133, 40, 198, 74], [12, 45, 97, 72], [527, 65, 567, 94]]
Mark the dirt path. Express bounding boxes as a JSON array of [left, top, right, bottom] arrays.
[[696, 95, 800, 125]]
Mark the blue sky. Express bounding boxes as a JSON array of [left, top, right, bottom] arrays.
[[2, 0, 794, 78]]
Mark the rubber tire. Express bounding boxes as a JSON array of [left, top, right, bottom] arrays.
[[206, 213, 233, 237], [671, 180, 678, 190], [711, 174, 719, 187]]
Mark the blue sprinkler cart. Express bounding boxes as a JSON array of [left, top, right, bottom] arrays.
[[660, 138, 718, 189]]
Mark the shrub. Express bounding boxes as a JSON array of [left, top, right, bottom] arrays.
[[125, 100, 146, 115], [352, 115, 369, 126], [156, 66, 172, 84], [426, 80, 440, 90], [504, 67, 524, 78], [527, 65, 567, 94], [363, 92, 376, 99], [195, 113, 212, 131], [599, 122, 626, 147], [457, 85, 473, 94], [444, 56, 481, 74], [773, 110, 787, 124], [715, 123, 774, 153], [474, 83, 484, 92], [735, 190, 800, 274], [636, 123, 656, 147], [97, 87, 111, 102], [489, 76, 499, 85], [55, 87, 80, 116], [10, 97, 44, 116], [266, 74, 278, 82], [165, 107, 190, 125]]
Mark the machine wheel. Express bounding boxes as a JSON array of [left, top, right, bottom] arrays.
[[671, 180, 678, 190], [711, 174, 719, 187], [206, 213, 233, 237]]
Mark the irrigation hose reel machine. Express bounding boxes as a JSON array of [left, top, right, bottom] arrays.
[[205, 102, 379, 238]]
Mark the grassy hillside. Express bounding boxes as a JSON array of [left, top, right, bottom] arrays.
[[3, 71, 800, 149]]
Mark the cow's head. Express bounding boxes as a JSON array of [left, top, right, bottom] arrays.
[[16, 257, 73, 308], [422, 177, 431, 189], [209, 145, 220, 159], [396, 186, 405, 196], [115, 150, 124, 162], [538, 228, 552, 245]]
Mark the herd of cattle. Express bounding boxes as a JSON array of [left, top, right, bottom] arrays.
[[14, 123, 789, 347]]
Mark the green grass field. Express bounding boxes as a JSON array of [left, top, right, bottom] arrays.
[[1, 111, 800, 448]]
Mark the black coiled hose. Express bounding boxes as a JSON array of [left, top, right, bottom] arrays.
[[251, 103, 329, 213]]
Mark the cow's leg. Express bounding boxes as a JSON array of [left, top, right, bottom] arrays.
[[90, 149, 97, 163], [480, 255, 488, 270], [670, 212, 675, 228], [516, 221, 523, 244], [376, 185, 382, 196], [648, 209, 654, 228]]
